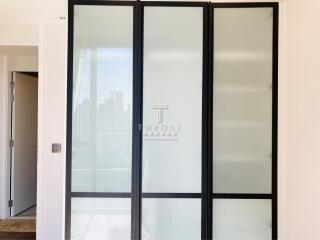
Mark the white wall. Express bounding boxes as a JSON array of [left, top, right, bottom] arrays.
[[0, 23, 38, 46], [0, 0, 66, 22], [284, 0, 320, 239], [0, 28, 66, 239], [0, 0, 66, 46], [0, 55, 8, 219], [8, 56, 38, 72], [37, 22, 67, 240], [0, 1, 67, 239]]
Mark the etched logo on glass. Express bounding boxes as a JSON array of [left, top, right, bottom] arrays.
[[144, 104, 182, 141]]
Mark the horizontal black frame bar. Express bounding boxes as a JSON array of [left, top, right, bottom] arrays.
[[71, 0, 135, 6], [213, 193, 272, 199], [212, 2, 278, 8], [142, 193, 201, 198], [71, 0, 208, 7], [70, 0, 278, 8], [70, 192, 272, 200], [71, 192, 131, 198], [142, 1, 207, 7]]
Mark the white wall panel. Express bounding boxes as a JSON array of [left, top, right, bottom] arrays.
[[0, 56, 9, 219], [37, 22, 67, 240], [284, 0, 320, 239]]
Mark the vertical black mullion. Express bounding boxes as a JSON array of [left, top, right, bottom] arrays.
[[131, 2, 143, 240], [201, 4, 208, 238], [272, 3, 279, 240], [65, 1, 74, 239], [201, 4, 213, 240], [208, 4, 214, 240]]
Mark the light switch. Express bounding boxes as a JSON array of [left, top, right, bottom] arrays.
[[52, 143, 61, 153]]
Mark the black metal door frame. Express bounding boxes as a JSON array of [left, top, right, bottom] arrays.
[[66, 1, 279, 239]]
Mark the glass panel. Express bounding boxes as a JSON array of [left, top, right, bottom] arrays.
[[71, 198, 131, 240], [142, 199, 201, 240], [213, 199, 272, 240], [142, 7, 203, 193], [213, 8, 273, 193], [72, 5, 133, 192]]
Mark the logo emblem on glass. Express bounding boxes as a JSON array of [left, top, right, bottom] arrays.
[[144, 104, 182, 141]]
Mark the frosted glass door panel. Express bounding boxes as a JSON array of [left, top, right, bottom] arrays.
[[142, 199, 201, 240], [142, 7, 203, 193], [71, 198, 131, 240], [213, 8, 273, 193], [72, 6, 133, 192], [213, 199, 272, 240]]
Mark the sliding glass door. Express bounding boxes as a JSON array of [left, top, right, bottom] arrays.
[[68, 4, 133, 239], [142, 5, 203, 239], [66, 2, 278, 240], [212, 5, 277, 240]]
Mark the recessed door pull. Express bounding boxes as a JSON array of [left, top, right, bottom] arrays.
[[52, 143, 62, 153]]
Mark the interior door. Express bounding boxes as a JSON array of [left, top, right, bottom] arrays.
[[11, 72, 38, 216], [69, 4, 134, 240], [212, 5, 275, 240], [141, 5, 204, 239]]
